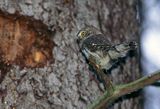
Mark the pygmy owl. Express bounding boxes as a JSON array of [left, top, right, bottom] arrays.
[[77, 25, 137, 72]]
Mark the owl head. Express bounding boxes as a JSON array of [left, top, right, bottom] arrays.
[[77, 25, 101, 43]]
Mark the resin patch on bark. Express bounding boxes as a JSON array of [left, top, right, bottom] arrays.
[[0, 11, 55, 68]]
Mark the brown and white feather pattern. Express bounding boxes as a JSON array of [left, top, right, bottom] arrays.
[[77, 26, 137, 71]]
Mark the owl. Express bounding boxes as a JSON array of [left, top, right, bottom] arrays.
[[77, 25, 137, 72]]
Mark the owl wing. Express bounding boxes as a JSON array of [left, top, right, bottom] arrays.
[[82, 34, 112, 52]]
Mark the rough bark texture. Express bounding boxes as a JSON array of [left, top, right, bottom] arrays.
[[0, 0, 141, 109]]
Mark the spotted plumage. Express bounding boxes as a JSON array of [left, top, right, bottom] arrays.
[[77, 25, 137, 71]]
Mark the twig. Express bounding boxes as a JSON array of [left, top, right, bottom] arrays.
[[97, 69, 114, 94], [89, 60, 114, 93], [87, 70, 160, 109]]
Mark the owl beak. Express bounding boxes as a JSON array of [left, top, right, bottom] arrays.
[[77, 37, 80, 44], [76, 33, 81, 43]]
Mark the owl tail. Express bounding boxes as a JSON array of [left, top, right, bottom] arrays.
[[112, 41, 138, 58], [128, 41, 138, 50], [115, 41, 138, 52]]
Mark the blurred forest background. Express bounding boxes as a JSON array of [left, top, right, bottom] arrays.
[[0, 0, 141, 109]]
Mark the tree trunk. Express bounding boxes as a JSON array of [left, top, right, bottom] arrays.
[[0, 0, 141, 109]]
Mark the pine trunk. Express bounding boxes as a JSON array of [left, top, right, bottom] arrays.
[[0, 0, 141, 109]]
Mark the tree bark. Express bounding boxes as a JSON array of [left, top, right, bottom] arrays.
[[0, 0, 141, 109]]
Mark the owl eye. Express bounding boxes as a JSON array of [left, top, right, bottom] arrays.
[[80, 31, 86, 38]]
